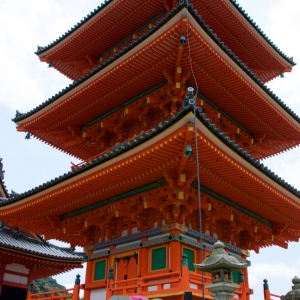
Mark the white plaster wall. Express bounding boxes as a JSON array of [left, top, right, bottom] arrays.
[[3, 273, 28, 285], [5, 263, 29, 274], [90, 288, 106, 300]]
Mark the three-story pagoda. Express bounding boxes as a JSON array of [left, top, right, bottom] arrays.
[[1, 1, 300, 300]]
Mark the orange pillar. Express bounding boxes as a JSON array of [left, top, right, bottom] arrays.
[[72, 274, 81, 300], [26, 283, 33, 300], [170, 229, 181, 272], [138, 237, 148, 294], [181, 254, 190, 291], [263, 279, 271, 300], [139, 237, 148, 276], [84, 249, 94, 300], [107, 245, 116, 299]]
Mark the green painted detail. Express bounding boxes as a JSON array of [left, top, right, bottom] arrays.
[[263, 279, 269, 290], [82, 81, 167, 130], [246, 260, 251, 266], [191, 182, 272, 227], [165, 234, 185, 242], [152, 247, 166, 271], [183, 248, 195, 271], [99, 13, 166, 59], [61, 179, 167, 220], [94, 260, 106, 281], [186, 84, 252, 138], [232, 271, 239, 284], [181, 253, 188, 267]]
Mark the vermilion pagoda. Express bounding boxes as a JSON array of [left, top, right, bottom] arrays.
[[2, 1, 300, 300]]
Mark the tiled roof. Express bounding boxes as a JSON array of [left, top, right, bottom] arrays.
[[35, 0, 296, 69], [0, 226, 84, 260], [229, 0, 295, 66], [4, 106, 300, 207], [13, 3, 300, 124]]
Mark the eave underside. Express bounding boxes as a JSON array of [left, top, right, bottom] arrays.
[[0, 248, 82, 279], [4, 114, 300, 252], [37, 0, 293, 83], [16, 13, 300, 161]]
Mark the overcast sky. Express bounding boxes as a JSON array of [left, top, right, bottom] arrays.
[[0, 0, 299, 299]]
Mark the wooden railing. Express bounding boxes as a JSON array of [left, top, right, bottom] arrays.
[[270, 293, 281, 299], [26, 275, 82, 300], [26, 287, 74, 300], [263, 279, 281, 300], [107, 269, 215, 298]]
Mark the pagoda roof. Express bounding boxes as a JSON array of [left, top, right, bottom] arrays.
[[0, 225, 83, 260], [7, 108, 300, 204], [35, 0, 295, 82], [0, 224, 83, 278], [14, 6, 300, 160], [3, 107, 300, 250]]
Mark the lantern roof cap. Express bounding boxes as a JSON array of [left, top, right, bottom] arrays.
[[194, 241, 247, 272]]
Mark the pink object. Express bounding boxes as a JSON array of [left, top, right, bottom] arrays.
[[130, 296, 149, 300]]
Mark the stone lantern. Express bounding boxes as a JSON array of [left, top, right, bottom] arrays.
[[281, 276, 300, 300], [194, 241, 247, 300]]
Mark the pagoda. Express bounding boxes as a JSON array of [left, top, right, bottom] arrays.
[[0, 159, 83, 300], [1, 1, 300, 300]]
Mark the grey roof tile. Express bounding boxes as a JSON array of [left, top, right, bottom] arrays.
[[0, 227, 83, 260]]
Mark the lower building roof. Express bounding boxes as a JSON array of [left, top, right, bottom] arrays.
[[0, 225, 84, 261]]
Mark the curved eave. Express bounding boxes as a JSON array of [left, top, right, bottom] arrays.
[[14, 7, 300, 127], [0, 246, 83, 263], [227, 0, 295, 67], [36, 0, 166, 81], [3, 110, 300, 221], [35, 0, 295, 83]]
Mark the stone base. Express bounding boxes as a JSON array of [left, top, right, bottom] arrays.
[[205, 282, 240, 300]]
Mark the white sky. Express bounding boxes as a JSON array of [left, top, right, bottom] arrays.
[[0, 0, 299, 299]]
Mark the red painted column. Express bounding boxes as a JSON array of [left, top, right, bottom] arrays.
[[72, 274, 81, 300], [138, 237, 148, 294], [170, 229, 181, 272], [84, 249, 94, 300], [106, 245, 116, 299], [139, 237, 148, 276], [263, 279, 271, 300]]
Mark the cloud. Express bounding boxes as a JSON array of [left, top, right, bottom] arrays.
[[248, 262, 299, 300], [266, 0, 300, 114], [0, 0, 101, 111], [250, 263, 299, 278]]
